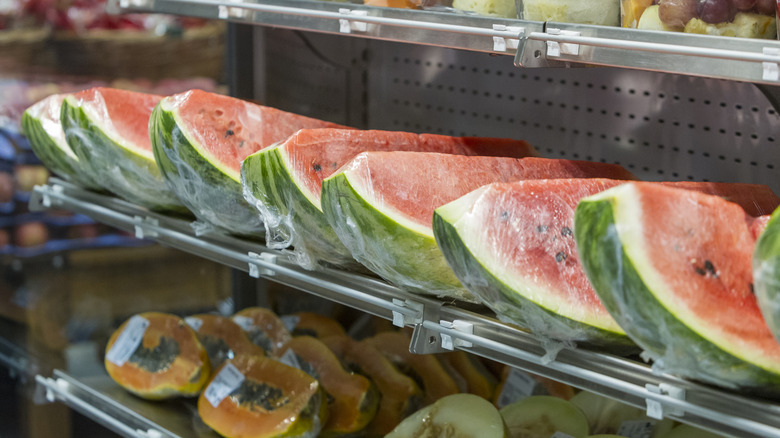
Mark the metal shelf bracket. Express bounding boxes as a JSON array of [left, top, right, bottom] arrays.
[[408, 301, 451, 354], [646, 383, 686, 420]]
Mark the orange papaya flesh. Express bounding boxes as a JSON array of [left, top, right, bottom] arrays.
[[368, 331, 460, 405], [198, 355, 326, 438], [105, 312, 210, 400], [233, 307, 292, 355], [441, 351, 498, 400], [187, 314, 265, 370], [280, 336, 379, 436], [287, 312, 347, 339]]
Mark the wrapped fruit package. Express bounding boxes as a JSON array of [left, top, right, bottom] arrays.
[[241, 128, 536, 270]]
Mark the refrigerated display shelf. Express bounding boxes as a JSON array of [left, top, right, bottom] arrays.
[[28, 178, 780, 438], [110, 0, 780, 85]]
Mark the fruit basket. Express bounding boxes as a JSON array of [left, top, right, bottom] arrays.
[[50, 22, 225, 80]]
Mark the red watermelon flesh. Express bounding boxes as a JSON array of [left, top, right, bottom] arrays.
[[436, 178, 780, 341], [171, 90, 347, 180], [71, 87, 162, 159], [281, 129, 539, 207], [342, 154, 636, 231]]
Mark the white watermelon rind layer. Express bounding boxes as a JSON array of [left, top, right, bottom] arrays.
[[61, 95, 187, 213], [433, 186, 632, 348], [151, 99, 263, 236], [575, 184, 780, 389], [753, 206, 780, 344], [241, 145, 361, 269], [321, 170, 477, 303]]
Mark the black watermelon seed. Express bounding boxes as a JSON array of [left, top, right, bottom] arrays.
[[537, 225, 549, 233], [225, 129, 234, 137], [313, 164, 322, 172], [555, 252, 567, 262], [500, 211, 509, 221], [694, 266, 706, 276], [704, 260, 717, 277], [561, 227, 573, 236], [750, 283, 755, 294], [331, 162, 339, 168]]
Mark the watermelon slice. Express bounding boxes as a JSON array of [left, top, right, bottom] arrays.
[[61, 87, 186, 213], [321, 153, 636, 302], [575, 182, 780, 390], [753, 208, 780, 343], [434, 179, 780, 346], [21, 94, 102, 191], [151, 90, 346, 237], [241, 128, 537, 269]]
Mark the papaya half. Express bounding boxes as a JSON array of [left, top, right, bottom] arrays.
[[186, 314, 265, 371], [232, 307, 292, 355]]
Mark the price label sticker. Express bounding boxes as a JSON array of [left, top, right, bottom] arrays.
[[278, 348, 302, 370], [204, 363, 245, 408], [232, 315, 255, 332], [105, 315, 149, 366], [495, 368, 537, 408], [550, 432, 576, 438], [280, 315, 300, 333], [185, 317, 203, 332], [617, 420, 657, 438]]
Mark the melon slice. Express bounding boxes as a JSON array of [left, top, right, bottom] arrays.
[[21, 94, 102, 190], [279, 336, 379, 436], [434, 178, 780, 346], [575, 182, 780, 390], [151, 90, 345, 236], [185, 314, 265, 371], [753, 207, 780, 343], [367, 331, 460, 405], [323, 153, 636, 302], [241, 128, 537, 269], [60, 88, 186, 213], [198, 356, 326, 438], [232, 307, 292, 355], [104, 312, 210, 400], [386, 393, 506, 438], [500, 396, 589, 438]]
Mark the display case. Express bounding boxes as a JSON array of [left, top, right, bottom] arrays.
[[10, 0, 780, 436]]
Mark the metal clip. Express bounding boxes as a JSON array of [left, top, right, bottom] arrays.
[[763, 47, 780, 81], [133, 216, 159, 240], [339, 8, 369, 34], [218, 3, 252, 20], [546, 28, 581, 57], [248, 252, 277, 278], [492, 24, 523, 52], [391, 298, 423, 328], [439, 319, 474, 350], [645, 383, 685, 419]]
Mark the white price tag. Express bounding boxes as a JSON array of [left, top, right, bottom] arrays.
[[185, 317, 203, 332], [496, 368, 537, 408], [550, 432, 576, 438], [232, 315, 255, 332], [204, 363, 245, 408], [278, 348, 302, 370], [280, 315, 300, 333], [106, 315, 149, 366], [617, 420, 657, 438]]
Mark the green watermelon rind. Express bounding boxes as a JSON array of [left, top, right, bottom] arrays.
[[575, 189, 780, 389], [150, 103, 263, 236], [321, 171, 476, 302], [60, 96, 187, 213], [20, 106, 103, 191], [242, 146, 358, 268], [753, 207, 780, 344], [432, 190, 633, 348]]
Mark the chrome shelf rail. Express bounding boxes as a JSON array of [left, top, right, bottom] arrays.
[[111, 0, 780, 84], [30, 180, 780, 438]]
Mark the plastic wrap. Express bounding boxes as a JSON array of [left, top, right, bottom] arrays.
[[21, 93, 103, 191], [61, 88, 188, 213], [574, 182, 780, 391], [198, 356, 325, 438], [241, 128, 538, 271], [151, 90, 345, 237], [753, 208, 780, 343], [518, 0, 619, 24], [622, 0, 775, 38], [321, 153, 637, 304]]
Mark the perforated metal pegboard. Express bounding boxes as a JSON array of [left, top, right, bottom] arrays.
[[256, 29, 780, 193]]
